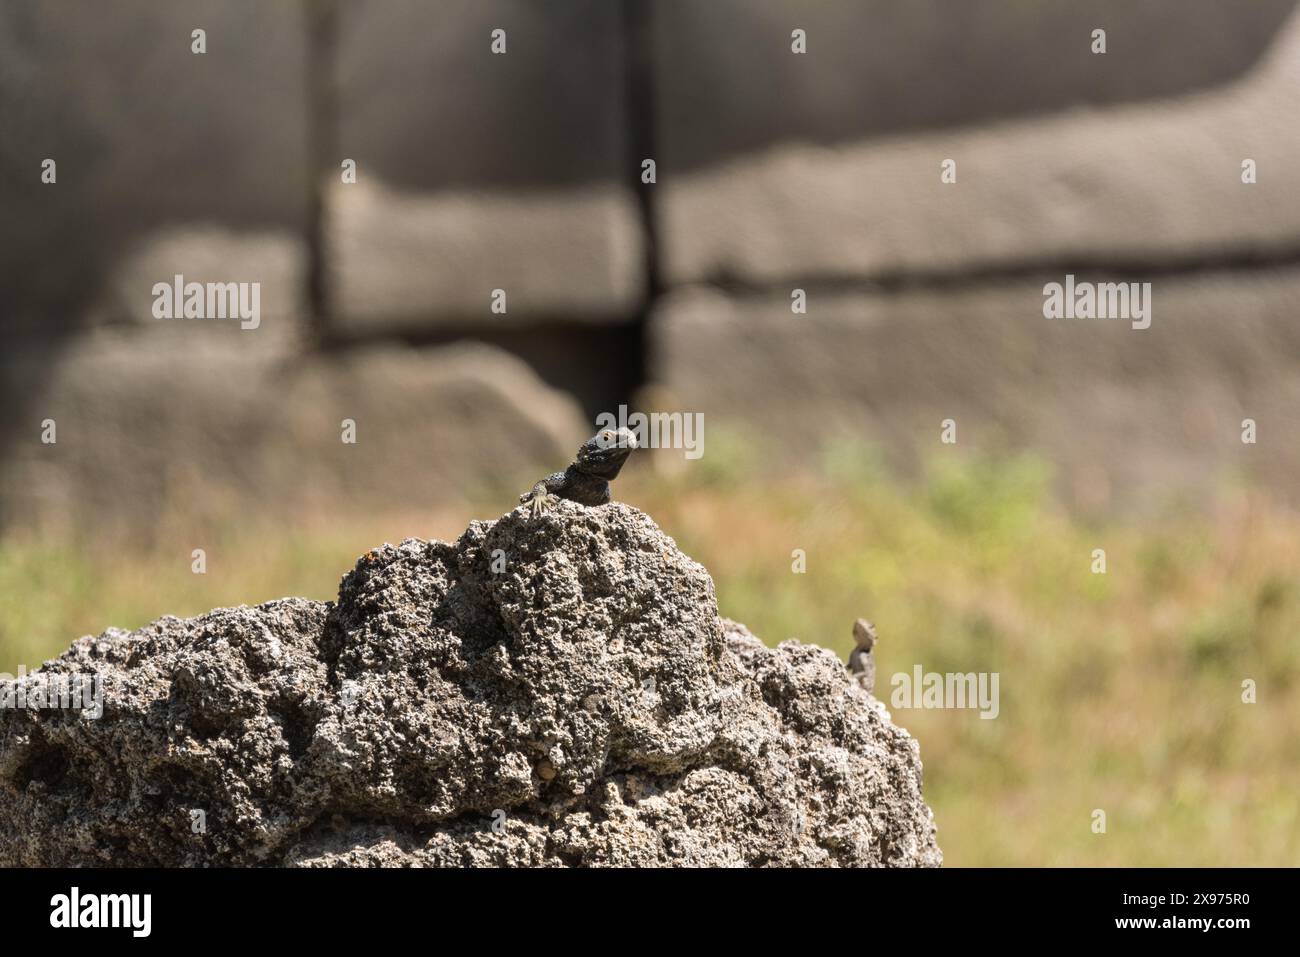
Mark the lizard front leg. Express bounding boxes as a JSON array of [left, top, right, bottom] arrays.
[[524, 481, 550, 518]]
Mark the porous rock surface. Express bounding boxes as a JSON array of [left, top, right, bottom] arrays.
[[0, 501, 941, 867]]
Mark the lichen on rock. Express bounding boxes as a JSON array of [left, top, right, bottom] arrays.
[[0, 500, 941, 867]]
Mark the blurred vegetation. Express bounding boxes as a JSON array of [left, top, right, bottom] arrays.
[[1, 438, 1297, 866]]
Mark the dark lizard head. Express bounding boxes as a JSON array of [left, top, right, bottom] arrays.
[[574, 427, 640, 479]]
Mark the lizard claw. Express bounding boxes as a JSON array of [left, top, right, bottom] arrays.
[[528, 488, 549, 519]]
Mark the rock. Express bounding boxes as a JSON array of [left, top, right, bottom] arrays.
[[0, 500, 941, 867], [328, 0, 643, 333], [653, 0, 1297, 177], [0, 0, 309, 339], [326, 178, 642, 332], [337, 0, 627, 193], [659, 5, 1300, 285], [649, 276, 1300, 510], [88, 226, 308, 338], [0, 334, 588, 539]]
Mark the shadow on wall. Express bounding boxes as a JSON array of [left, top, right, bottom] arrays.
[[2, 0, 1297, 339], [1, 0, 1297, 496], [0, 1, 309, 339], [652, 0, 1300, 175]]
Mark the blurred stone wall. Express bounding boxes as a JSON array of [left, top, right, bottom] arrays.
[[2, 0, 1299, 536], [650, 0, 1300, 511]]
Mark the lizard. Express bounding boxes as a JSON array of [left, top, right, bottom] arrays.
[[519, 427, 640, 517], [848, 618, 879, 695]]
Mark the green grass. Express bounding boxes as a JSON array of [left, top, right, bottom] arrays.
[[2, 444, 1297, 866]]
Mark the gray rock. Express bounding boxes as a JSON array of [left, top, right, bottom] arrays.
[[660, 5, 1300, 286], [0, 0, 309, 339], [327, 0, 643, 332], [337, 0, 627, 193], [326, 178, 643, 332], [649, 276, 1300, 511], [653, 0, 1297, 176], [0, 335, 588, 538], [89, 226, 307, 337], [0, 500, 941, 867]]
